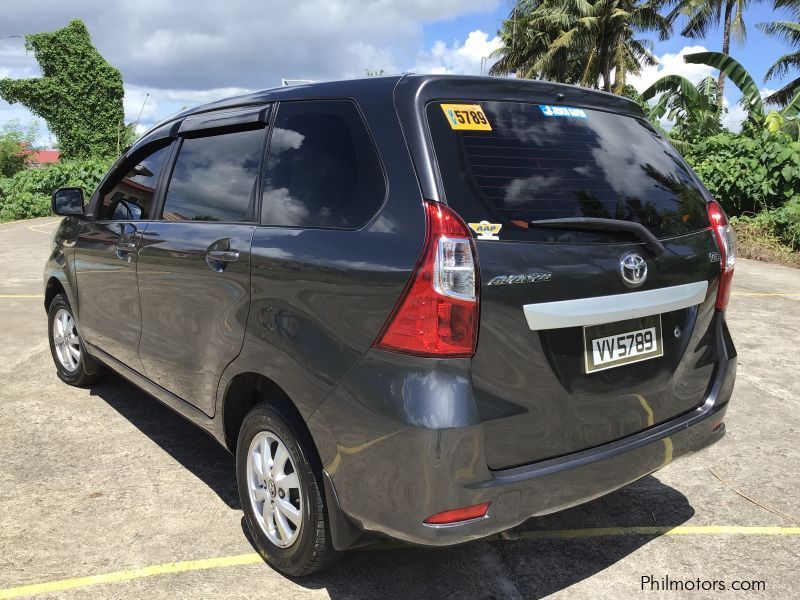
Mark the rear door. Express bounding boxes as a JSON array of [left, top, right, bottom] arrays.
[[136, 112, 267, 415], [426, 100, 721, 469], [74, 141, 173, 371]]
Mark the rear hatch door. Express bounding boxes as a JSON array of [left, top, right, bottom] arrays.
[[426, 99, 722, 469]]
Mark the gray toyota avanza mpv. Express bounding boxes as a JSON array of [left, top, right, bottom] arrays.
[[46, 74, 737, 575]]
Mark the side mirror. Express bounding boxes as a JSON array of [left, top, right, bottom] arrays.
[[51, 187, 85, 217]]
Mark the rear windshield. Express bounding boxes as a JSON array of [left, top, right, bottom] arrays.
[[427, 101, 709, 242]]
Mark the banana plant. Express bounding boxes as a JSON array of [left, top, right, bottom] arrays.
[[637, 73, 724, 144], [683, 51, 800, 139]]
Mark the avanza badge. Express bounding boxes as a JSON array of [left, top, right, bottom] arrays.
[[468, 220, 502, 240], [441, 104, 492, 131]]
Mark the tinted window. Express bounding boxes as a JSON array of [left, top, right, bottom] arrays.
[[100, 143, 171, 220], [162, 128, 264, 222], [261, 100, 385, 229], [427, 101, 709, 241]]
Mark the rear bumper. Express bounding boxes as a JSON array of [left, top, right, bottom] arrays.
[[309, 315, 736, 549]]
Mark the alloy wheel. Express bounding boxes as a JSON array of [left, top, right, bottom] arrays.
[[52, 308, 81, 372], [246, 430, 303, 548]]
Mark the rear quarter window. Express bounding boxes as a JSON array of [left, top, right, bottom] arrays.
[[260, 100, 385, 229], [427, 101, 709, 241]]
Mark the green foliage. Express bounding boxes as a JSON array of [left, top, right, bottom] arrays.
[[490, 0, 671, 93], [684, 51, 764, 115], [682, 131, 800, 214], [0, 158, 112, 221], [0, 120, 40, 177], [732, 196, 800, 264], [757, 17, 800, 106], [0, 20, 125, 160], [638, 74, 724, 141]]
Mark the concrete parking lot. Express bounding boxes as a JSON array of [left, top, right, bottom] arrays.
[[1, 216, 798, 599]]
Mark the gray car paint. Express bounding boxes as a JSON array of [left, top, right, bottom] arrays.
[[44, 74, 736, 550]]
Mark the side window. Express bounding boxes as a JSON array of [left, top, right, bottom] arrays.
[[100, 143, 171, 220], [161, 128, 264, 222], [261, 100, 385, 229]]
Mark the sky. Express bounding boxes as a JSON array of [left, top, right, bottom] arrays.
[[0, 0, 796, 147]]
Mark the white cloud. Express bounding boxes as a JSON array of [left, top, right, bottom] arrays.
[[628, 45, 715, 93], [0, 3, 504, 139], [414, 30, 502, 75], [722, 88, 780, 132], [123, 86, 159, 123]]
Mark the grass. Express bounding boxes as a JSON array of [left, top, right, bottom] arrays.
[[732, 219, 800, 268]]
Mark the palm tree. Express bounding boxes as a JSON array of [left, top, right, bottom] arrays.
[[666, 0, 762, 108], [758, 1, 800, 105], [490, 0, 672, 93]]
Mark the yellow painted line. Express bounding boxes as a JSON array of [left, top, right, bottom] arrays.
[[731, 292, 800, 297], [2, 526, 799, 598], [0, 294, 44, 299], [0, 554, 264, 599], [513, 525, 800, 541], [28, 221, 60, 234], [0, 217, 51, 226]]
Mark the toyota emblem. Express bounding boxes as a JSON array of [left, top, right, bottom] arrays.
[[619, 253, 647, 287]]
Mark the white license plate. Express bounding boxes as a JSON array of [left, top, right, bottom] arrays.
[[583, 316, 663, 373]]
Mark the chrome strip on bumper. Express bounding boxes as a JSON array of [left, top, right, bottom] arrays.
[[523, 281, 709, 330]]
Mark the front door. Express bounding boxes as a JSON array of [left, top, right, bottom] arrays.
[[137, 126, 265, 415], [74, 142, 173, 371]]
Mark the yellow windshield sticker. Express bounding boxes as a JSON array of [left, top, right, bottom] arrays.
[[469, 221, 502, 240], [441, 104, 492, 131]]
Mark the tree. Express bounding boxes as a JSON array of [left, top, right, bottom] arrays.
[[0, 20, 125, 160], [666, 0, 763, 108], [758, 1, 800, 105], [0, 120, 40, 178], [490, 0, 671, 93], [684, 51, 800, 137], [638, 74, 725, 140]]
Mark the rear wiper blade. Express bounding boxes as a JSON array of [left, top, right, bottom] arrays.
[[525, 217, 666, 257]]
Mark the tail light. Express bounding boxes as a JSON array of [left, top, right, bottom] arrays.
[[374, 200, 478, 357], [707, 200, 736, 310]]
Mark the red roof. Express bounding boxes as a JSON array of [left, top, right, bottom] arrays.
[[29, 150, 60, 164]]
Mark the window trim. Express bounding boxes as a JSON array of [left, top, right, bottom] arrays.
[[93, 139, 176, 224], [151, 107, 272, 225], [257, 98, 389, 232]]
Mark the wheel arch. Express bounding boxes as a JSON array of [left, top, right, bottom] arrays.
[[221, 372, 321, 464], [44, 276, 68, 311]]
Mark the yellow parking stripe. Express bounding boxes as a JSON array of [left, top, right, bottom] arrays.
[[512, 525, 800, 540], [731, 292, 800, 296], [0, 294, 44, 299], [1, 526, 799, 598], [0, 554, 264, 599]]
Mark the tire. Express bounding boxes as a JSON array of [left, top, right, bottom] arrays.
[[47, 293, 103, 386], [236, 404, 338, 576]]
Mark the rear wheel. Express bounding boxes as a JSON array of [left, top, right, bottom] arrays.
[[47, 293, 103, 386], [236, 404, 338, 576]]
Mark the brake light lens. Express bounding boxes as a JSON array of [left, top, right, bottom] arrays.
[[707, 200, 736, 310], [424, 502, 491, 525], [374, 200, 478, 357]]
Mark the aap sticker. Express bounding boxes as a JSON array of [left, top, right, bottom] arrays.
[[469, 221, 502, 240]]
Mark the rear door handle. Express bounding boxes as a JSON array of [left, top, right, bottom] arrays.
[[116, 241, 138, 252], [206, 250, 239, 263], [205, 249, 240, 272]]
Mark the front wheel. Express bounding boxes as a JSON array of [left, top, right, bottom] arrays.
[[47, 293, 103, 386], [236, 404, 338, 576]]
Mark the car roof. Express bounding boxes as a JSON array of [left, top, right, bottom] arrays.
[[154, 73, 643, 125]]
